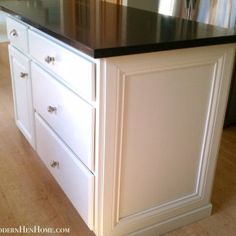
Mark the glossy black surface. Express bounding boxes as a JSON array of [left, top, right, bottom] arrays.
[[0, 0, 236, 58]]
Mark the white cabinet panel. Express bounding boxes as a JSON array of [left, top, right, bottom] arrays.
[[97, 45, 236, 236], [119, 63, 215, 217], [31, 63, 95, 171], [35, 114, 94, 229], [7, 17, 28, 53], [8, 46, 34, 147], [28, 30, 95, 102]]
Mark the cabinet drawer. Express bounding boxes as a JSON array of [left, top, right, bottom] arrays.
[[7, 17, 28, 53], [35, 114, 94, 229], [29, 30, 95, 101], [32, 63, 95, 171]]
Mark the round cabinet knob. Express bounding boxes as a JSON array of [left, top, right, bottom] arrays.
[[10, 29, 18, 37], [45, 56, 55, 64], [20, 72, 28, 79], [50, 161, 59, 168], [47, 106, 57, 114]]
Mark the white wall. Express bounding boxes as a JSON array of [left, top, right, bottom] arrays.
[[0, 11, 8, 43], [125, 0, 158, 12], [0, 10, 7, 23]]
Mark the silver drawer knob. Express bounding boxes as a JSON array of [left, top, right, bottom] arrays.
[[20, 72, 28, 79], [10, 29, 18, 37], [50, 161, 59, 168], [47, 106, 57, 114], [45, 56, 55, 64]]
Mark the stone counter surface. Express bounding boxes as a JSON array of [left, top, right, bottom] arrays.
[[0, 0, 236, 58]]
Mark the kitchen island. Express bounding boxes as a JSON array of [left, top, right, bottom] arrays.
[[0, 1, 236, 236]]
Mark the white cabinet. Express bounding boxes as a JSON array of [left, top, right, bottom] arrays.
[[96, 45, 236, 236], [28, 30, 96, 102], [8, 46, 34, 147], [7, 17, 28, 53], [6, 15, 236, 236], [7, 16, 96, 229], [31, 63, 95, 171]]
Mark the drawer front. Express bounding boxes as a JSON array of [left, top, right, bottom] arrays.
[[32, 63, 95, 171], [29, 30, 95, 101], [35, 114, 94, 229], [7, 17, 28, 53]]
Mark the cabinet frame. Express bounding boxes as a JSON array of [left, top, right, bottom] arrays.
[[95, 44, 236, 236], [8, 45, 35, 147]]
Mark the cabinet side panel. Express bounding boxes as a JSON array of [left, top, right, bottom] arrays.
[[98, 44, 236, 236], [119, 63, 215, 218]]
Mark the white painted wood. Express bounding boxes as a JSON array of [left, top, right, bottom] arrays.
[[127, 204, 212, 236], [95, 44, 236, 236], [35, 114, 94, 229], [28, 29, 95, 102], [7, 17, 28, 53], [118, 63, 215, 218], [6, 15, 236, 236], [31, 63, 95, 171], [8, 46, 35, 148]]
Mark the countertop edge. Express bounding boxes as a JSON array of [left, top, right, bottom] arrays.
[[1, 5, 236, 59], [93, 37, 236, 58]]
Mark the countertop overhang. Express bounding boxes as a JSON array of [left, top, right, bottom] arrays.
[[1, 0, 236, 58]]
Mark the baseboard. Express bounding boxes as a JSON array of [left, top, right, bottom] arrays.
[[128, 204, 212, 236]]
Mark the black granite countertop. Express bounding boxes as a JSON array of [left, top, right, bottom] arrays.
[[0, 0, 236, 58]]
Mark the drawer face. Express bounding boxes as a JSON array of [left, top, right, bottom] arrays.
[[35, 114, 94, 229], [32, 63, 95, 171], [7, 17, 28, 53], [29, 30, 95, 101]]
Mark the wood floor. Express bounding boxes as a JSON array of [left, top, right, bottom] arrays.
[[1, 42, 236, 236]]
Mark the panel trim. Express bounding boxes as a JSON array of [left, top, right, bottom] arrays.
[[127, 204, 212, 236], [111, 59, 221, 228], [95, 44, 236, 236]]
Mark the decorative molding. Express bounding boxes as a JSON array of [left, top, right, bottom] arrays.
[[97, 45, 236, 236], [127, 204, 212, 236], [111, 56, 225, 228], [195, 57, 224, 198]]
